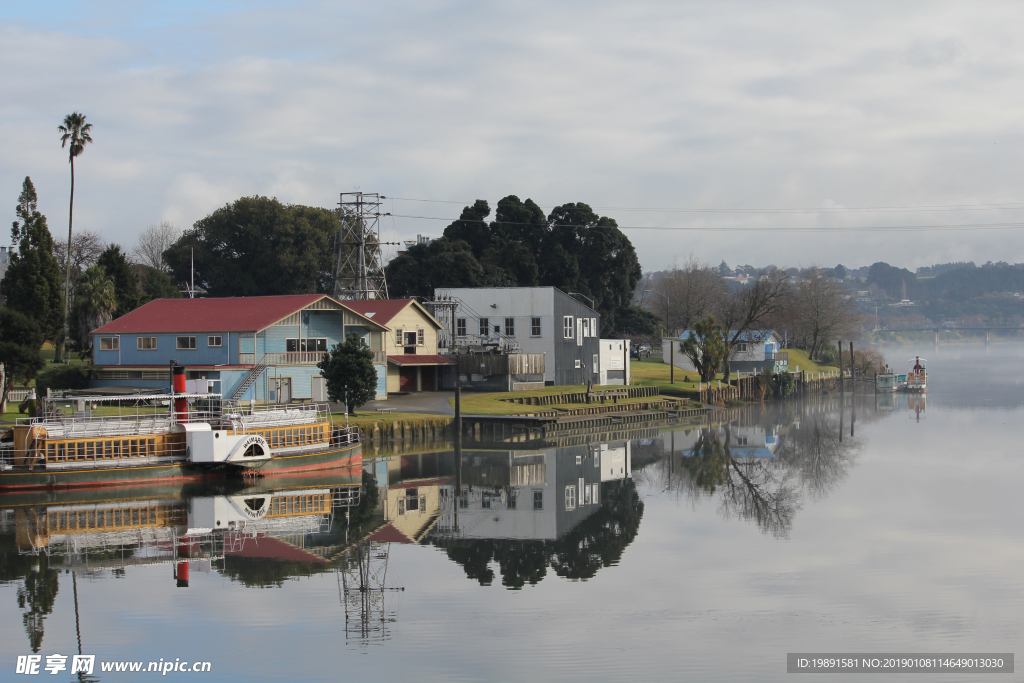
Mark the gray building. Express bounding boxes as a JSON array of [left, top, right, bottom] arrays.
[[436, 286, 601, 386]]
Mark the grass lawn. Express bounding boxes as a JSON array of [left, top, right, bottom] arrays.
[[331, 411, 453, 427], [631, 349, 839, 397]]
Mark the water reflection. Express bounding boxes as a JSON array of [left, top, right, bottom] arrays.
[[1, 472, 366, 652], [635, 399, 870, 538], [369, 445, 642, 589]]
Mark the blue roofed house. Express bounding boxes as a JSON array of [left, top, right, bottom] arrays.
[[661, 330, 788, 375], [89, 294, 389, 402]]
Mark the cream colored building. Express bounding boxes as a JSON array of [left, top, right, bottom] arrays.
[[344, 299, 454, 393]]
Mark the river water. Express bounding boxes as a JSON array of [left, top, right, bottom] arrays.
[[1, 344, 1021, 681]]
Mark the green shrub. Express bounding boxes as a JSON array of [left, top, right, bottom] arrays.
[[35, 365, 92, 396]]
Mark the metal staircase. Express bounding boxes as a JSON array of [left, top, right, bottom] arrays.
[[230, 356, 268, 402]]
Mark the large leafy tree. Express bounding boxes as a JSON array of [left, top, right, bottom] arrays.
[[138, 264, 182, 302], [96, 244, 141, 318], [385, 238, 493, 298], [164, 196, 335, 296], [2, 178, 63, 347], [385, 196, 648, 336], [57, 112, 93, 362], [317, 333, 378, 414], [0, 308, 45, 413]]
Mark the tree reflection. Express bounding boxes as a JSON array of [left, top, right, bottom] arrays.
[[432, 479, 644, 588], [666, 404, 860, 538], [15, 555, 59, 652]]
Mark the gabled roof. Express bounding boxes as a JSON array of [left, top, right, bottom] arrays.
[[342, 298, 443, 329], [91, 294, 384, 335]]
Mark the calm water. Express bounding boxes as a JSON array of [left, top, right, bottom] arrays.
[[2, 344, 1023, 682]]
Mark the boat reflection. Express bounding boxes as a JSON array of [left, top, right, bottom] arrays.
[[1, 472, 367, 652]]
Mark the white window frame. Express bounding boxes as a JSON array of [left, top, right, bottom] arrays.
[[207, 335, 223, 348], [479, 318, 490, 337], [456, 318, 467, 337], [176, 336, 197, 350], [531, 317, 541, 337], [137, 336, 157, 351], [417, 329, 424, 345], [574, 359, 581, 369], [564, 485, 576, 511], [563, 315, 574, 339], [533, 489, 543, 510], [504, 317, 515, 337], [99, 336, 119, 351]]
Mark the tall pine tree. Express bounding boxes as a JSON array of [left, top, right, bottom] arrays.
[[2, 178, 63, 348]]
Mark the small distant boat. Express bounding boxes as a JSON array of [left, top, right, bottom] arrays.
[[876, 369, 896, 393], [904, 356, 927, 393]]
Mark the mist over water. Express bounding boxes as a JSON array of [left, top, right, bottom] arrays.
[[2, 346, 1022, 682]]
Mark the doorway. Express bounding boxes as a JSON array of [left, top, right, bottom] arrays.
[[311, 375, 326, 402], [275, 377, 292, 404]]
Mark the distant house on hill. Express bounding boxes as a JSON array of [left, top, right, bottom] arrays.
[[342, 298, 453, 393], [90, 294, 389, 402]]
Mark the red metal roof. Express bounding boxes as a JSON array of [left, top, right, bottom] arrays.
[[387, 354, 454, 366], [224, 534, 328, 563], [342, 298, 415, 326], [365, 523, 416, 545], [92, 295, 339, 334]]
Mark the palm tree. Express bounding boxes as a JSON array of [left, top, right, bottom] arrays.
[[58, 112, 94, 363], [74, 265, 116, 355]]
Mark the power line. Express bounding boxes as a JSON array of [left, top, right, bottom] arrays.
[[386, 213, 1024, 233], [384, 196, 1024, 214]]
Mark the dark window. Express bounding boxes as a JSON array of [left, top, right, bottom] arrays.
[[286, 338, 328, 352], [479, 318, 489, 337], [533, 490, 543, 510], [176, 336, 197, 350], [456, 319, 467, 337], [531, 317, 541, 336], [504, 318, 515, 337], [208, 335, 222, 347]]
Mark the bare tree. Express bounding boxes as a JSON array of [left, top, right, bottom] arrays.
[[131, 220, 180, 272], [717, 267, 792, 380], [790, 267, 861, 359], [647, 255, 724, 336], [52, 230, 105, 282]]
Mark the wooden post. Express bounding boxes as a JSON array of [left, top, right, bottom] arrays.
[[670, 341, 674, 384], [849, 342, 855, 392], [838, 340, 844, 394]]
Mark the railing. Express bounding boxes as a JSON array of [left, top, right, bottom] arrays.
[[766, 352, 789, 363], [238, 351, 386, 366]]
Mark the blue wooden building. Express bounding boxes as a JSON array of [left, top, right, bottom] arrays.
[[90, 294, 389, 402]]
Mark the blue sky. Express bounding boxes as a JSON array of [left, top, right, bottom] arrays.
[[4, 1, 1024, 272]]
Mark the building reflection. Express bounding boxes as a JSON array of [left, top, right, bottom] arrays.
[[363, 444, 642, 589]]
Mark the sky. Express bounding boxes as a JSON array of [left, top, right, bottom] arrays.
[[3, 0, 1024, 274]]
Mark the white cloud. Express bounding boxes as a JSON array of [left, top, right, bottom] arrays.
[[3, 1, 1024, 268]]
